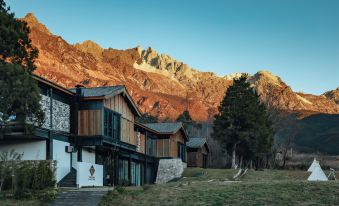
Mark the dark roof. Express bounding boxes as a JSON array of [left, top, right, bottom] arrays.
[[69, 85, 124, 97], [33, 74, 75, 96], [143, 122, 188, 140], [143, 122, 183, 134], [187, 138, 207, 148], [69, 86, 141, 117]]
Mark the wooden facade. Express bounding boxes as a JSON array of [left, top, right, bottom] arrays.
[[78, 110, 102, 136], [5, 75, 189, 187], [134, 123, 157, 156], [71, 85, 159, 186], [157, 138, 170, 157], [169, 131, 185, 158], [187, 139, 209, 168], [155, 132, 186, 158], [139, 123, 188, 162], [187, 146, 208, 168], [104, 95, 135, 145], [3, 75, 161, 187]]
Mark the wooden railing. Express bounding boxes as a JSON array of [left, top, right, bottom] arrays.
[[1, 121, 30, 135]]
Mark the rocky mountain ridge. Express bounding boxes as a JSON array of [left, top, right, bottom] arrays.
[[324, 88, 339, 104], [21, 13, 339, 121]]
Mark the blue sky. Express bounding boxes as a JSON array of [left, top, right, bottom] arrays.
[[6, 0, 339, 94]]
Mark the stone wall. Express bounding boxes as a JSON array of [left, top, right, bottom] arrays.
[[40, 94, 70, 133], [40, 95, 51, 129], [52, 99, 70, 132], [156, 158, 184, 184]]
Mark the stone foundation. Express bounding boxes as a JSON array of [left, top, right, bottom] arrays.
[[156, 158, 184, 184]]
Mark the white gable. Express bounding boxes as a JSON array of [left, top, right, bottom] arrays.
[[307, 158, 319, 172], [307, 165, 328, 181]]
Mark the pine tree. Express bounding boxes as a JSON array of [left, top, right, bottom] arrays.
[[0, 0, 43, 137], [176, 110, 192, 123], [137, 113, 158, 124], [212, 74, 274, 169]]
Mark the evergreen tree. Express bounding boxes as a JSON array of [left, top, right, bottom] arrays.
[[176, 110, 203, 138], [0, 0, 43, 137], [0, 1, 38, 72], [137, 113, 158, 124], [176, 110, 192, 123], [212, 74, 274, 169]]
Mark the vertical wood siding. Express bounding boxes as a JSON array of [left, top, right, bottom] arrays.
[[156, 138, 170, 157], [139, 133, 145, 154], [169, 131, 185, 157], [156, 131, 185, 158], [196, 149, 204, 168], [104, 94, 136, 146], [78, 110, 102, 136], [188, 146, 208, 167], [187, 151, 197, 167]]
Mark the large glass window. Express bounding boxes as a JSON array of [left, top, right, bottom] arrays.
[[104, 108, 120, 139], [118, 159, 142, 186], [131, 161, 141, 186], [118, 159, 129, 185]]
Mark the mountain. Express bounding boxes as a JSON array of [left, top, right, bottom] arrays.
[[294, 114, 339, 155], [19, 13, 339, 155], [248, 71, 339, 115], [21, 13, 339, 122], [324, 88, 339, 104]]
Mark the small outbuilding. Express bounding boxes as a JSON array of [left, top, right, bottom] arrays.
[[142, 122, 188, 162], [187, 137, 209, 168]]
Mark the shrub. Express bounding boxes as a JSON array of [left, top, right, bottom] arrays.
[[36, 189, 57, 202], [0, 160, 55, 193], [115, 186, 126, 194]]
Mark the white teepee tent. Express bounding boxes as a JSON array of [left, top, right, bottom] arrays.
[[307, 164, 328, 181], [307, 158, 319, 172]]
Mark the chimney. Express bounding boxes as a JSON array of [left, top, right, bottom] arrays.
[[75, 84, 84, 96]]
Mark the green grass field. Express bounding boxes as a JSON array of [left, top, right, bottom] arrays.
[[100, 168, 339, 206]]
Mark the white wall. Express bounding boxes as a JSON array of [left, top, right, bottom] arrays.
[[82, 149, 96, 164], [0, 141, 46, 160], [72, 151, 78, 169], [76, 162, 103, 188], [53, 139, 71, 182]]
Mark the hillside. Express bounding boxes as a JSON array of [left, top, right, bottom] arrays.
[[294, 114, 339, 154], [21, 13, 339, 122], [18, 13, 339, 155]]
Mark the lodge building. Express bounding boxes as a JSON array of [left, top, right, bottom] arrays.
[[0, 75, 189, 187], [187, 137, 209, 168]]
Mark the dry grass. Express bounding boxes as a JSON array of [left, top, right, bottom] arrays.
[[100, 168, 339, 206], [0, 199, 43, 206], [284, 154, 339, 170]]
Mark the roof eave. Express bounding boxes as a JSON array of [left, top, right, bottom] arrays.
[[135, 122, 160, 134], [83, 96, 105, 100], [33, 74, 75, 96]]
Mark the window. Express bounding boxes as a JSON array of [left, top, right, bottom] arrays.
[[104, 108, 121, 139], [177, 142, 186, 162], [113, 114, 119, 138], [118, 159, 129, 185], [131, 161, 141, 186]]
